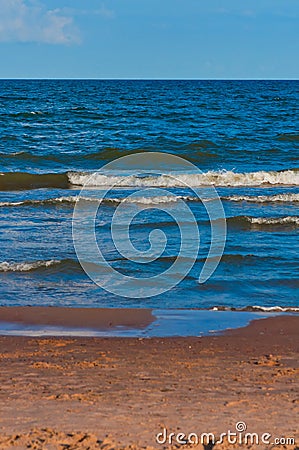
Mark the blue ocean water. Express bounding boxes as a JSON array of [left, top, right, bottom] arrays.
[[0, 80, 298, 309]]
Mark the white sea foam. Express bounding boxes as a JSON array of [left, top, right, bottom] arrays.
[[68, 169, 299, 187], [0, 196, 90, 207], [0, 195, 191, 207], [0, 260, 60, 272], [226, 193, 299, 203], [107, 195, 194, 205], [250, 305, 299, 312], [0, 201, 25, 207], [211, 305, 299, 312], [246, 216, 299, 225], [1, 192, 299, 208]]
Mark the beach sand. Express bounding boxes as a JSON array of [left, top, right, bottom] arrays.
[[0, 314, 298, 449]]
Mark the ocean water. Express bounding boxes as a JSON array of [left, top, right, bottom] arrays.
[[0, 79, 298, 310]]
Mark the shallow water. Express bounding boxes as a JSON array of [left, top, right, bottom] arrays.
[[0, 310, 280, 337]]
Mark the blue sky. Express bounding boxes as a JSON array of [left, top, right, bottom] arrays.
[[0, 0, 298, 79]]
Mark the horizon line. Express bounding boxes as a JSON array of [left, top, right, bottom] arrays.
[[0, 77, 299, 81]]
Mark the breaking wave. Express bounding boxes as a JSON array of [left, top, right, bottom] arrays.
[[227, 215, 299, 228], [0, 195, 197, 207], [245, 216, 299, 225], [0, 196, 82, 207], [0, 260, 62, 272], [211, 305, 299, 312], [1, 168, 298, 191], [225, 193, 299, 203], [0, 259, 83, 273], [1, 194, 299, 224], [68, 168, 299, 188]]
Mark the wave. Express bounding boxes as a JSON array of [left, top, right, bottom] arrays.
[[1, 168, 298, 191], [91, 253, 282, 265], [211, 305, 299, 312], [0, 254, 295, 277], [277, 133, 299, 142], [68, 168, 299, 188], [85, 148, 146, 161], [1, 191, 299, 208], [0, 172, 69, 190], [0, 151, 64, 162], [245, 216, 299, 225], [0, 149, 130, 163], [225, 193, 299, 203], [0, 259, 81, 273], [0, 260, 61, 272], [86, 147, 218, 162], [0, 146, 218, 164], [227, 215, 299, 228], [1, 192, 298, 233], [7, 111, 46, 118], [0, 196, 80, 207], [105, 217, 299, 233], [0, 195, 195, 208], [0, 95, 30, 101], [1, 195, 299, 231], [104, 195, 195, 205]]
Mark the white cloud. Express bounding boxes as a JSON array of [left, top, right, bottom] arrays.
[[0, 0, 80, 44]]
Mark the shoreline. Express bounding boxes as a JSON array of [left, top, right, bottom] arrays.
[[0, 306, 297, 338], [0, 315, 298, 449]]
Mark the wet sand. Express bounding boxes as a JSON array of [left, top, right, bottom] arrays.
[[0, 306, 154, 329], [0, 315, 298, 449]]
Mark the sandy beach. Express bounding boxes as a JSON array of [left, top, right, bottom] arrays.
[[0, 314, 298, 449]]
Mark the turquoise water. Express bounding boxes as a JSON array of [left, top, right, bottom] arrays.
[[0, 80, 298, 309]]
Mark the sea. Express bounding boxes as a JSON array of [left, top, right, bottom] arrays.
[[0, 79, 298, 314]]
